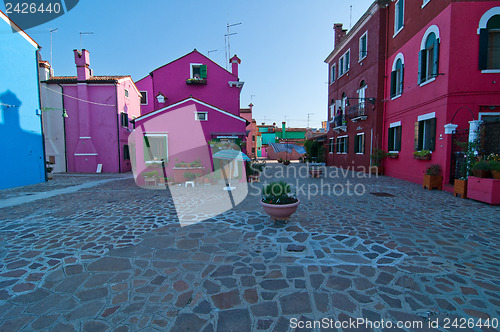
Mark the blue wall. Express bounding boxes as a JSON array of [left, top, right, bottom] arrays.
[[0, 17, 45, 189]]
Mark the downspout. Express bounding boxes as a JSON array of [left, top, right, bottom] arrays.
[[116, 83, 122, 173], [36, 48, 48, 181], [380, 3, 390, 167], [59, 83, 68, 172]]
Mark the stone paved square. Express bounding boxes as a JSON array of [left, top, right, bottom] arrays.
[[0, 165, 499, 331]]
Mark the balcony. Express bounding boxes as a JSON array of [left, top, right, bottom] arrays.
[[332, 115, 347, 132], [186, 78, 207, 85], [347, 106, 368, 122]]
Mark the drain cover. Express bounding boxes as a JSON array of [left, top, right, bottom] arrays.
[[370, 192, 395, 197]]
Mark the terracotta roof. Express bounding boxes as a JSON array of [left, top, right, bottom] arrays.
[[44, 75, 130, 83], [240, 108, 251, 113]]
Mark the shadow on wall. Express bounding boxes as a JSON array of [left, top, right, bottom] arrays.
[[0, 90, 45, 189]]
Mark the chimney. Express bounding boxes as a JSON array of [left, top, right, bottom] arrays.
[[248, 103, 253, 112], [38, 61, 52, 81], [74, 49, 91, 80], [230, 55, 241, 78], [334, 23, 347, 48]]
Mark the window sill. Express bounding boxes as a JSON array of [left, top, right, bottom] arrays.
[[481, 69, 500, 73], [336, 152, 347, 155], [421, 1, 430, 8], [358, 56, 367, 63], [356, 153, 364, 155], [419, 77, 436, 87], [393, 26, 404, 38], [390, 94, 402, 101]]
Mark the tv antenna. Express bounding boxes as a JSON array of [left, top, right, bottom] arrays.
[[225, 22, 241, 69], [208, 49, 218, 58], [50, 28, 58, 67], [308, 113, 315, 128], [350, 5, 353, 29], [80, 32, 94, 50]]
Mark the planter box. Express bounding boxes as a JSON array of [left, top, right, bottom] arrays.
[[472, 169, 492, 178], [453, 179, 467, 199], [173, 167, 205, 183], [423, 175, 443, 190], [309, 169, 323, 178], [370, 166, 384, 175], [493, 170, 500, 180], [387, 154, 399, 159], [414, 155, 431, 160], [467, 176, 500, 205]]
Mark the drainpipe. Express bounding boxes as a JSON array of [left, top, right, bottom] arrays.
[[59, 83, 68, 172], [116, 83, 121, 173], [36, 49, 48, 181], [380, 3, 390, 167]]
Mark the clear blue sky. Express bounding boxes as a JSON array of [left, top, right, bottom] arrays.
[[4, 0, 374, 128]]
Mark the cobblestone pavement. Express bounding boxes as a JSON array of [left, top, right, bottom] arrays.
[[0, 164, 499, 331]]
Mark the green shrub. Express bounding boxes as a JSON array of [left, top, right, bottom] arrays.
[[426, 164, 441, 176], [472, 160, 492, 171], [262, 181, 297, 205]]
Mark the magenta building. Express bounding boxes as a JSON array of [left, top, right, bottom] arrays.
[[44, 50, 141, 173], [132, 50, 247, 180], [382, 1, 500, 187]]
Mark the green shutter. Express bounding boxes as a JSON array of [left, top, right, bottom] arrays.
[[400, 65, 404, 94], [414, 121, 420, 151], [433, 39, 440, 76], [396, 126, 402, 151], [200, 65, 207, 78], [143, 136, 151, 161], [418, 50, 427, 84], [388, 127, 395, 151], [479, 29, 488, 70], [429, 118, 437, 151], [390, 71, 397, 97]]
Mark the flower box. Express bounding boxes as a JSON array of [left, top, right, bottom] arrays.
[[414, 155, 431, 161], [186, 78, 207, 85], [467, 176, 500, 205], [423, 175, 442, 190], [387, 153, 399, 159], [173, 167, 205, 183], [453, 179, 467, 199]]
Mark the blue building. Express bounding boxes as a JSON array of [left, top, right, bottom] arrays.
[[0, 11, 45, 189]]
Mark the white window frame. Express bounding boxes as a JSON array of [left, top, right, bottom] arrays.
[[358, 83, 367, 112], [144, 133, 169, 163], [394, 0, 405, 37], [479, 112, 500, 121], [359, 32, 368, 62], [355, 133, 365, 154], [140, 91, 148, 105], [388, 121, 402, 153], [418, 26, 440, 86], [422, 0, 431, 8], [478, 8, 500, 72], [195, 111, 208, 121], [336, 135, 348, 154], [417, 112, 436, 151], [330, 64, 336, 84], [124, 88, 129, 99], [329, 138, 334, 154], [391, 53, 405, 99], [339, 49, 350, 78], [190, 63, 203, 79]]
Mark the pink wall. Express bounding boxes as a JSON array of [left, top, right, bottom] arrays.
[[136, 50, 241, 117], [383, 3, 500, 185], [132, 99, 247, 179]]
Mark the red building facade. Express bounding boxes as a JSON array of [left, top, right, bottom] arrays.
[[382, 0, 500, 186], [325, 1, 389, 171]]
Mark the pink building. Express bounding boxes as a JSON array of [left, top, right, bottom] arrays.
[[382, 1, 500, 187], [240, 103, 258, 159], [43, 49, 141, 173], [132, 50, 247, 182]]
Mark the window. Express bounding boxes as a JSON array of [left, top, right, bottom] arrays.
[[418, 27, 440, 85], [354, 133, 365, 154], [394, 0, 404, 34], [191, 63, 207, 79], [252, 135, 255, 142], [479, 13, 500, 70], [140, 91, 148, 105], [359, 32, 368, 61], [195, 112, 208, 121], [358, 81, 367, 113], [415, 113, 436, 151], [330, 64, 336, 84], [390, 54, 405, 98], [388, 122, 402, 152], [123, 145, 130, 160], [422, 0, 430, 7], [124, 89, 129, 98], [120, 112, 128, 127], [143, 134, 168, 162], [336, 136, 348, 154], [329, 138, 334, 154], [339, 50, 350, 77], [252, 147, 256, 153]]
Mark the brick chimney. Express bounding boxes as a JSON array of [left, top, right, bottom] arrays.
[[74, 49, 91, 80], [230, 55, 241, 78], [248, 103, 253, 112], [334, 23, 347, 48]]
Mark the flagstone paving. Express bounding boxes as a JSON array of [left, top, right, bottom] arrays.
[[0, 165, 499, 331]]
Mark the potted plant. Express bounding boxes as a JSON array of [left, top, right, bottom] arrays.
[[309, 164, 323, 178], [454, 177, 468, 199], [246, 160, 266, 182], [277, 158, 283, 163], [183, 171, 197, 182], [370, 148, 386, 175], [46, 162, 54, 179], [423, 164, 443, 190], [413, 150, 432, 160], [283, 160, 291, 165], [471, 160, 492, 178], [260, 181, 300, 221], [386, 152, 399, 159], [491, 160, 500, 180]]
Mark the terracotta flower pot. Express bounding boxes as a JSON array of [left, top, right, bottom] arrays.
[[423, 174, 443, 190], [453, 179, 467, 199], [309, 169, 323, 178], [370, 166, 384, 175], [260, 200, 300, 220]]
